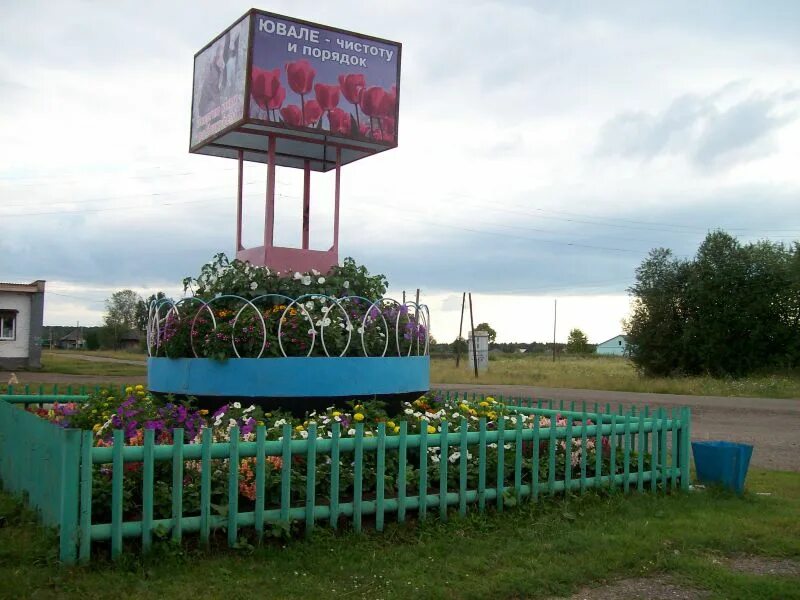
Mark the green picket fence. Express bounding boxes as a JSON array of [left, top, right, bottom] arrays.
[[0, 392, 692, 565]]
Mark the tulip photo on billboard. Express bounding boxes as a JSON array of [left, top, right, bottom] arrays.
[[248, 12, 400, 145]]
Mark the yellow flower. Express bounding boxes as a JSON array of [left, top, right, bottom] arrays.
[[354, 413, 365, 422], [266, 413, 272, 417], [295, 425, 305, 432], [106, 397, 115, 402], [486, 396, 496, 403], [332, 411, 341, 417], [387, 421, 396, 428], [354, 404, 364, 411], [479, 401, 489, 407], [427, 425, 436, 434], [92, 424, 101, 433], [199, 409, 209, 416], [393, 426, 400, 434], [135, 384, 144, 391], [125, 386, 133, 394], [257, 420, 264, 426], [488, 411, 497, 420], [459, 404, 469, 412]]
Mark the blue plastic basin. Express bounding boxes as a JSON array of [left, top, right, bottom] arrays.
[[691, 441, 753, 494]]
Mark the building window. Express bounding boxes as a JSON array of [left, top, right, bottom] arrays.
[[0, 310, 16, 340]]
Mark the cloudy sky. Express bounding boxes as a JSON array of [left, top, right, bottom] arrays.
[[1, 1, 799, 344]]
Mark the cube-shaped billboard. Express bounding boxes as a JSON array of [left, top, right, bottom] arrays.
[[190, 10, 401, 172]]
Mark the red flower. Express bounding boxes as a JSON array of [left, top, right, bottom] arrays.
[[251, 67, 281, 110], [303, 99, 323, 125], [379, 87, 397, 118], [267, 85, 286, 110], [338, 73, 366, 104], [314, 83, 340, 112], [380, 116, 396, 137], [359, 86, 386, 117], [281, 105, 302, 126], [328, 108, 351, 134], [285, 60, 316, 95]]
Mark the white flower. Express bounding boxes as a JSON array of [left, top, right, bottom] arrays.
[[250, 282, 258, 290], [305, 301, 314, 310], [244, 405, 255, 413], [301, 275, 312, 286], [232, 402, 241, 409], [357, 326, 364, 334], [312, 269, 320, 276], [228, 418, 238, 429], [322, 318, 331, 327], [449, 452, 460, 464], [214, 292, 222, 298], [318, 277, 326, 284], [308, 328, 317, 336], [293, 272, 302, 280], [300, 430, 309, 439], [348, 428, 356, 436], [322, 306, 331, 314], [343, 280, 350, 289], [345, 323, 353, 331], [378, 332, 385, 338], [404, 408, 414, 415]]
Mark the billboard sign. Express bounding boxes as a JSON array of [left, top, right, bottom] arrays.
[[249, 12, 401, 146], [190, 16, 250, 148]]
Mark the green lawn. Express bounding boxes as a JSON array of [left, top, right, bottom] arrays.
[[1, 470, 798, 599], [38, 352, 147, 378], [432, 355, 800, 399]]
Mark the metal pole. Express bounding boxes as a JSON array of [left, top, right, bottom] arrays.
[[302, 159, 311, 250], [236, 149, 243, 251], [264, 136, 276, 261], [332, 147, 341, 253], [456, 292, 465, 367], [552, 299, 557, 363], [414, 288, 420, 356], [468, 293, 478, 378]]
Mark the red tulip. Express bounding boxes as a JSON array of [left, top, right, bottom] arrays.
[[338, 74, 366, 105], [314, 83, 340, 112], [280, 105, 302, 126], [359, 86, 386, 117], [328, 108, 351, 134], [267, 85, 285, 110], [379, 87, 397, 118], [380, 116, 396, 137], [285, 60, 316, 95], [251, 67, 281, 110], [303, 99, 323, 125]]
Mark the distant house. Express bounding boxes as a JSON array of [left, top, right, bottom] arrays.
[[596, 334, 628, 357], [0, 280, 46, 369], [59, 329, 87, 350], [119, 330, 142, 351]]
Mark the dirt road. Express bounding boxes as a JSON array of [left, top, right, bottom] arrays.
[[437, 383, 800, 472]]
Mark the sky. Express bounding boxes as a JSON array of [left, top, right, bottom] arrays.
[[1, 1, 799, 344]]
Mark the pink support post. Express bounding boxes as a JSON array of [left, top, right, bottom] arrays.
[[302, 159, 311, 250], [332, 147, 341, 253], [264, 136, 276, 262], [235, 150, 243, 251]]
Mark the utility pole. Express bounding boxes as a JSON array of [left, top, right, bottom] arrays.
[[468, 293, 478, 377], [552, 299, 557, 363], [455, 292, 465, 367]]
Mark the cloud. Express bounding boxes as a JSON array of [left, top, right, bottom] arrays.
[[596, 85, 799, 168]]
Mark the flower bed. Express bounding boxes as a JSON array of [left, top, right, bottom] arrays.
[[0, 389, 691, 563]]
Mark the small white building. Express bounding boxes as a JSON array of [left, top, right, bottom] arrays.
[[0, 280, 46, 369], [596, 334, 628, 357], [466, 330, 490, 373]]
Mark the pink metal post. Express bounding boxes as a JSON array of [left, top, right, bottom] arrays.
[[333, 147, 341, 253], [235, 150, 243, 251], [302, 159, 311, 250], [264, 136, 276, 262]]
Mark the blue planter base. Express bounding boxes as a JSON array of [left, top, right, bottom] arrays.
[[148, 356, 430, 413]]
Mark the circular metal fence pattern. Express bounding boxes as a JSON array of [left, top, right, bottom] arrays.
[[147, 294, 430, 359]]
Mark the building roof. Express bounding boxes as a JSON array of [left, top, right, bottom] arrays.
[[60, 328, 84, 341], [596, 334, 628, 346], [0, 280, 46, 294]]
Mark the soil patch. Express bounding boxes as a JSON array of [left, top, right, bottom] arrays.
[[727, 555, 800, 577], [561, 576, 709, 599]]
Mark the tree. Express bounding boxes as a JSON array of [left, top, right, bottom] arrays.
[[135, 292, 166, 331], [626, 231, 800, 376], [474, 322, 497, 343], [103, 289, 143, 349], [566, 328, 591, 354], [85, 330, 100, 351], [452, 336, 468, 359]]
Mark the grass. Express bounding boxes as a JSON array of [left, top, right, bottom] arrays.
[[38, 352, 147, 378], [0, 469, 798, 599], [44, 349, 147, 362], [432, 355, 800, 399]]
